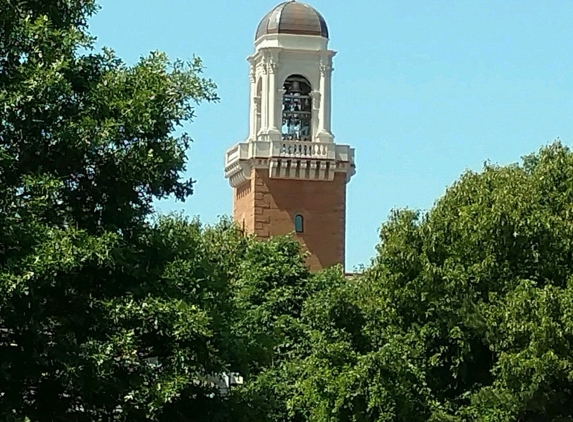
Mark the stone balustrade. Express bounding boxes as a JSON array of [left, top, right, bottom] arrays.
[[224, 140, 355, 187]]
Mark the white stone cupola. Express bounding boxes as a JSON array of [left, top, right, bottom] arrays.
[[225, 0, 355, 186]]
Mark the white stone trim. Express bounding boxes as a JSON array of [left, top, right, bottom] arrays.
[[224, 140, 355, 187], [226, 32, 355, 188], [255, 34, 329, 51], [247, 33, 336, 144]]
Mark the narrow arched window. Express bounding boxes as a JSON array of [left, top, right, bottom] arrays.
[[294, 214, 304, 233], [282, 75, 312, 142]]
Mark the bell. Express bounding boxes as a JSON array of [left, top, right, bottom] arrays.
[[290, 81, 302, 94]]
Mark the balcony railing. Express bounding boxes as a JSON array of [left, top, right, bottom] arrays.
[[225, 140, 353, 168], [274, 140, 333, 159], [224, 140, 355, 186]]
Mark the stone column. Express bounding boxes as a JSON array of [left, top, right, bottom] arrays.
[[324, 62, 333, 133], [318, 63, 327, 134], [248, 61, 256, 141], [310, 91, 321, 142], [268, 62, 276, 130], [254, 96, 261, 140], [278, 88, 287, 140], [318, 57, 334, 142], [259, 61, 268, 138], [267, 57, 281, 141]]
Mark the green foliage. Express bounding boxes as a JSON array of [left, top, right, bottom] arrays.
[[0, 0, 234, 420], [232, 151, 573, 422], [236, 142, 573, 422], [0, 0, 217, 236], [3, 2, 573, 421]]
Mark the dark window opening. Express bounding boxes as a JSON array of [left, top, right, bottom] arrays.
[[294, 214, 304, 233]]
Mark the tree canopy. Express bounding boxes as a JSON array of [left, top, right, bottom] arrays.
[[2, 1, 573, 421], [0, 0, 236, 420], [239, 142, 573, 422]]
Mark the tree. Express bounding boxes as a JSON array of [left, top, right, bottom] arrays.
[[246, 142, 573, 422], [0, 0, 240, 420], [148, 231, 319, 422], [0, 0, 216, 236], [4, 3, 573, 421]]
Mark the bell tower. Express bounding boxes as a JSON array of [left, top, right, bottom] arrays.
[[224, 0, 356, 271]]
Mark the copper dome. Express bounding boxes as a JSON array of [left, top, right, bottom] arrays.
[[255, 1, 329, 40]]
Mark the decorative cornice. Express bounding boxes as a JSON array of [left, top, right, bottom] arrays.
[[224, 140, 355, 188]]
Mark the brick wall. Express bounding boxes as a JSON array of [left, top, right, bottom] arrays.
[[233, 177, 255, 234], [233, 167, 347, 271]]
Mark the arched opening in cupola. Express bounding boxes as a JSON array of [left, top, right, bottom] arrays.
[[282, 75, 312, 141]]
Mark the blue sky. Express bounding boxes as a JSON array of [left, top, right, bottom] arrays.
[[89, 0, 573, 270]]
